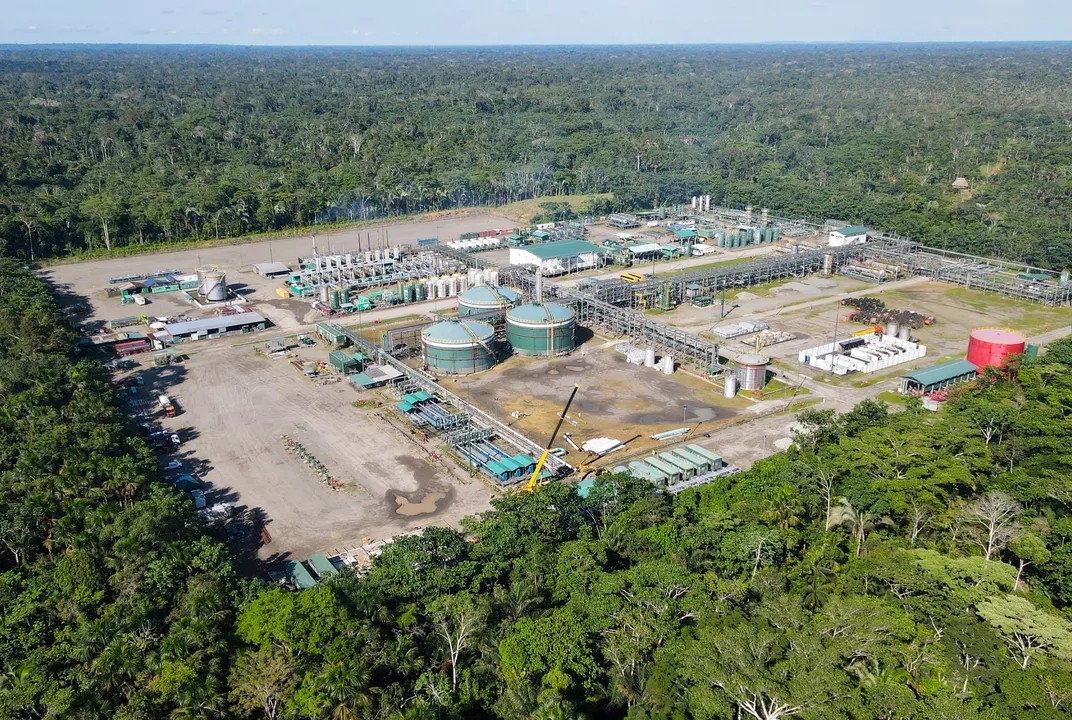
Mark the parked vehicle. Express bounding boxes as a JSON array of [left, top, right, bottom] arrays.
[[158, 395, 176, 417], [170, 433, 181, 446], [189, 489, 206, 509], [165, 460, 183, 470]]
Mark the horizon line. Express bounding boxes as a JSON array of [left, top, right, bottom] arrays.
[[2, 39, 1072, 50]]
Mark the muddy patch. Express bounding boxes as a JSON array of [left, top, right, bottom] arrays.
[[393, 491, 446, 516]]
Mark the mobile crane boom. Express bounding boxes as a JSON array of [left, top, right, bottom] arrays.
[[524, 384, 579, 491]]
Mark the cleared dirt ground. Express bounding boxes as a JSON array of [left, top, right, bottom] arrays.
[[146, 337, 494, 563], [459, 338, 752, 469]]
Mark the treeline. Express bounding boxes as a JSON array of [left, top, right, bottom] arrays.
[[1, 44, 1071, 265], [0, 260, 243, 717], [3, 258, 1072, 718]]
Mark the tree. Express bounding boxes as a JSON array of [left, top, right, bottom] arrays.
[[1008, 533, 1051, 592], [965, 491, 1022, 561], [828, 498, 876, 557], [430, 592, 487, 693], [229, 647, 295, 720], [79, 191, 122, 251], [976, 595, 1072, 670]]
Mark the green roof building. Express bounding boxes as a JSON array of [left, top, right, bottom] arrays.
[[899, 359, 979, 394]]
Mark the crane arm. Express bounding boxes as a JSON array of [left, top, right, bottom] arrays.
[[524, 384, 579, 491]]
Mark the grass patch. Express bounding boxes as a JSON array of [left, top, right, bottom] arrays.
[[875, 390, 908, 406]]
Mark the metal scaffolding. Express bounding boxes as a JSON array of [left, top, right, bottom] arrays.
[[854, 236, 1072, 306], [325, 323, 572, 477]]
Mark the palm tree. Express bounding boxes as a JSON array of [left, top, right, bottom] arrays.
[[319, 661, 373, 720], [801, 564, 834, 612], [828, 498, 876, 557]]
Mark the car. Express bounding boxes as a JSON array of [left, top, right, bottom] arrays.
[[170, 434, 181, 446], [165, 460, 183, 470], [549, 447, 568, 457], [189, 489, 206, 509]]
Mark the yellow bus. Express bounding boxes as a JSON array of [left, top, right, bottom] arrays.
[[620, 272, 645, 283]]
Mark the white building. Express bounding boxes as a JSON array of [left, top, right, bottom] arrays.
[[798, 332, 926, 375], [828, 225, 868, 247], [508, 240, 606, 275]]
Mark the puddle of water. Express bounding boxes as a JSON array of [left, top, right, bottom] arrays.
[[394, 492, 445, 516]]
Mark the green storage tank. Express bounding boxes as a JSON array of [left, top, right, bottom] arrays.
[[506, 303, 576, 357], [457, 285, 521, 316], [421, 320, 497, 375]]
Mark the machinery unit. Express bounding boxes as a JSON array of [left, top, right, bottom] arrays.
[[457, 285, 522, 316], [734, 353, 770, 391], [506, 303, 576, 357], [966, 328, 1027, 369], [421, 320, 497, 375]]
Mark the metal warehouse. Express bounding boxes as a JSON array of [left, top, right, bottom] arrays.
[[162, 312, 267, 342], [898, 359, 979, 394], [508, 240, 606, 275]]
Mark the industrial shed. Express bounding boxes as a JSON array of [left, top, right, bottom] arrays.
[[162, 312, 267, 342], [898, 359, 979, 394], [828, 225, 868, 247], [508, 240, 606, 275]]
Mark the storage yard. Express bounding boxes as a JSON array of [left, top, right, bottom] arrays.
[[41, 206, 1072, 577]]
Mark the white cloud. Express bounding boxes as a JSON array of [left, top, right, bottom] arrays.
[[26, 25, 37, 31], [350, 29, 375, 37], [249, 26, 285, 36]]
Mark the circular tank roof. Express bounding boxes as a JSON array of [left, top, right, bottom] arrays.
[[458, 285, 521, 306], [970, 328, 1026, 344], [506, 303, 575, 324], [422, 320, 495, 344], [735, 353, 769, 366]]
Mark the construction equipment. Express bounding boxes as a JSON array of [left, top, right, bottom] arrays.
[[524, 384, 580, 492]]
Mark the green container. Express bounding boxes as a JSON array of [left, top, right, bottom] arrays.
[[421, 320, 497, 374], [506, 303, 576, 357]]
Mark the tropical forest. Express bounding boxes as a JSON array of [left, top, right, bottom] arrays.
[[2, 43, 1072, 720]]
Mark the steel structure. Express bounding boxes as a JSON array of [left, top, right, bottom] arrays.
[[856, 237, 1072, 306], [291, 250, 464, 292], [325, 323, 573, 477]]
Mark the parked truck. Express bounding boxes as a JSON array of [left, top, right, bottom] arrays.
[[158, 394, 176, 417]]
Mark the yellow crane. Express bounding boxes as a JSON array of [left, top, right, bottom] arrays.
[[524, 384, 580, 492]]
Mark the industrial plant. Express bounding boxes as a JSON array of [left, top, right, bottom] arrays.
[[59, 199, 1069, 577]]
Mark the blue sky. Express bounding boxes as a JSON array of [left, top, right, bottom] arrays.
[[2, 0, 1067, 45]]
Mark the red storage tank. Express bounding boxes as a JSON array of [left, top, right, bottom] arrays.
[[966, 328, 1026, 369]]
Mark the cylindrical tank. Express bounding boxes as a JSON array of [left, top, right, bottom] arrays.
[[1060, 270, 1071, 287], [426, 280, 438, 300], [484, 269, 500, 286], [661, 355, 674, 375], [402, 283, 414, 304], [438, 276, 450, 297], [421, 320, 496, 375], [319, 285, 329, 304], [822, 253, 834, 275], [204, 271, 227, 302], [735, 353, 769, 391], [644, 347, 657, 368], [506, 303, 576, 356], [457, 286, 522, 316], [966, 328, 1027, 369], [415, 282, 426, 302], [898, 326, 911, 342], [771, 228, 781, 242], [329, 289, 341, 309], [724, 375, 738, 398], [885, 321, 900, 339]]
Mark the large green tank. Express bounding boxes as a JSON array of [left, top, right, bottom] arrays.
[[457, 285, 521, 316], [506, 303, 576, 356], [421, 320, 496, 375]]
